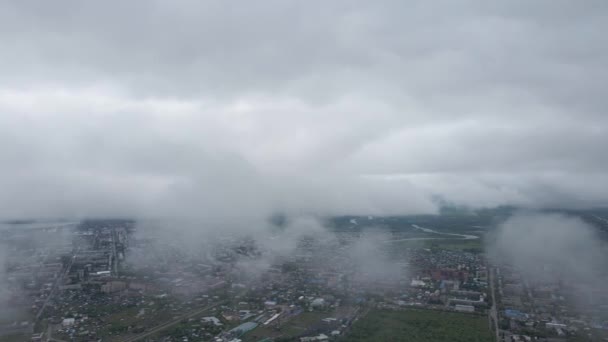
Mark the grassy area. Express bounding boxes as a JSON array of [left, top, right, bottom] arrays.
[[393, 237, 484, 253], [244, 311, 332, 342], [0, 310, 33, 326], [568, 328, 608, 341], [93, 299, 190, 340], [0, 334, 29, 342], [427, 238, 484, 252], [344, 309, 493, 342]]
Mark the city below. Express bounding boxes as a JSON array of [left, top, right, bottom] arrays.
[[1, 208, 607, 342]]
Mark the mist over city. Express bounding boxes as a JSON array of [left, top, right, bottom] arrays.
[[1, 1, 607, 342]]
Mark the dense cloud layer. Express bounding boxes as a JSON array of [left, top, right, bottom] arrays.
[[488, 213, 606, 285], [1, 1, 607, 219]]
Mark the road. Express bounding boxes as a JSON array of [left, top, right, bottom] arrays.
[[489, 266, 500, 342], [339, 305, 368, 338], [110, 228, 119, 275], [412, 224, 479, 240], [388, 224, 480, 242], [36, 248, 79, 321], [118, 301, 226, 342]]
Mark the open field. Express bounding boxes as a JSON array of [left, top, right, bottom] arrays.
[[244, 311, 330, 342], [0, 334, 29, 342], [244, 307, 361, 342], [426, 237, 484, 251], [343, 308, 493, 342], [393, 237, 484, 253]]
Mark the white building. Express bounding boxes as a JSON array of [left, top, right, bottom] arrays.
[[454, 304, 475, 313]]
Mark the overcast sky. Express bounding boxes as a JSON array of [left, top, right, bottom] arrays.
[[1, 1, 607, 220]]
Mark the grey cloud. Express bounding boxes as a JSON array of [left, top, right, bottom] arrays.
[[0, 1, 607, 219], [487, 213, 607, 295]]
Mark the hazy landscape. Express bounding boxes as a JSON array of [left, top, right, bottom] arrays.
[[1, 1, 607, 341]]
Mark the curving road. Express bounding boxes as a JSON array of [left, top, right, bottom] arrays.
[[388, 224, 480, 242]]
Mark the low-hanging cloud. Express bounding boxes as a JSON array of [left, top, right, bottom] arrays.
[[487, 212, 606, 285]]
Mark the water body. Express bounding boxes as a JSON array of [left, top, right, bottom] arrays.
[[389, 224, 479, 242]]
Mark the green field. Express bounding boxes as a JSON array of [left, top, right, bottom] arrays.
[[392, 237, 484, 253], [0, 334, 29, 342], [344, 309, 493, 342], [426, 237, 484, 252], [244, 311, 330, 342]]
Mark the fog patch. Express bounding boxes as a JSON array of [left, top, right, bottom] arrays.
[[126, 216, 409, 293], [347, 231, 406, 288], [487, 212, 607, 308], [0, 244, 12, 321]]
